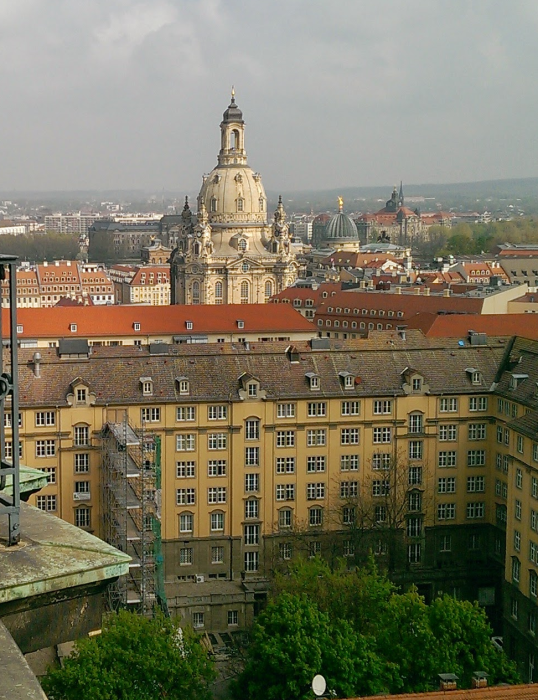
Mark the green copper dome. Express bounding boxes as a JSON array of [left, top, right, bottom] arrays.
[[325, 210, 358, 239]]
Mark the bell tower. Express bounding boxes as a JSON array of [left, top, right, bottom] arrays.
[[218, 87, 247, 166]]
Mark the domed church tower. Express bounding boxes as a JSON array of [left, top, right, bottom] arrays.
[[170, 89, 298, 305]]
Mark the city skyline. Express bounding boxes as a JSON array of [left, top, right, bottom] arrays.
[[0, 1, 537, 193]]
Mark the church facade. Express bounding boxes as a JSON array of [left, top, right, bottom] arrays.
[[170, 92, 298, 305]]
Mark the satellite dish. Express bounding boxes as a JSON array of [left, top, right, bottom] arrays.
[[312, 674, 327, 697], [458, 340, 465, 347]]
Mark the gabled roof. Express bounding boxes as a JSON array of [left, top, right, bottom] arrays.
[[405, 313, 538, 341]]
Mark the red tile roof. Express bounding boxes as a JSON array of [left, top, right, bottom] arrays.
[[405, 313, 538, 341], [3, 304, 316, 339], [352, 683, 538, 699]]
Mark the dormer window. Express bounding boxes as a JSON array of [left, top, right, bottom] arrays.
[[140, 377, 153, 396], [76, 388, 87, 404], [133, 322, 141, 332], [339, 372, 354, 389], [412, 377, 422, 392], [237, 320, 245, 329], [466, 368, 482, 386], [186, 321, 193, 330], [16, 324, 23, 334], [306, 372, 320, 391], [176, 377, 189, 396], [248, 383, 257, 398], [510, 373, 529, 390], [70, 323, 77, 332], [286, 345, 300, 363]]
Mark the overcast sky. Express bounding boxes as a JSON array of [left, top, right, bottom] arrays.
[[0, 0, 537, 194]]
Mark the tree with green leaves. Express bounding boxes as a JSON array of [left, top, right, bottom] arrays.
[[41, 610, 215, 700]]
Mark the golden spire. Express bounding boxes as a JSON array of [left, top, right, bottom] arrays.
[[231, 85, 235, 100], [338, 196, 344, 212]]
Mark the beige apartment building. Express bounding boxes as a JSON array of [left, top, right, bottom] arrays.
[[6, 330, 538, 680]]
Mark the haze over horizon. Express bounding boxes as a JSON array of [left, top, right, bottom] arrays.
[[1, 1, 537, 194]]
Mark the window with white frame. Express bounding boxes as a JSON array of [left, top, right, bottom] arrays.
[[439, 397, 458, 412], [278, 509, 292, 529], [178, 379, 189, 395], [439, 424, 457, 441], [245, 447, 260, 466], [371, 452, 391, 470], [373, 427, 392, 444], [275, 457, 295, 476], [75, 453, 90, 473], [373, 400, 392, 415], [340, 454, 359, 471], [212, 546, 224, 564], [341, 400, 360, 416], [276, 430, 295, 447], [341, 428, 359, 445], [36, 495, 57, 511], [245, 419, 260, 440], [177, 406, 196, 421], [192, 611, 204, 628], [276, 484, 295, 501], [308, 429, 327, 446], [35, 411, 55, 427], [208, 433, 227, 450], [407, 517, 423, 537], [469, 396, 487, 411], [342, 506, 356, 525], [340, 481, 358, 499], [408, 440, 423, 460], [244, 524, 259, 545], [277, 402, 295, 418], [516, 468, 523, 489], [179, 513, 193, 533], [210, 512, 224, 532], [408, 543, 421, 563], [307, 483, 325, 500], [244, 500, 259, 519], [408, 492, 422, 512], [75, 507, 91, 528], [438, 477, 456, 494], [307, 456, 325, 473], [512, 557, 520, 583], [467, 450, 486, 467], [208, 405, 227, 420], [245, 473, 259, 492], [467, 476, 485, 493], [141, 407, 160, 423], [466, 501, 485, 519], [176, 434, 196, 451], [208, 460, 227, 477], [244, 551, 259, 571], [309, 507, 323, 526], [279, 542, 292, 560], [408, 466, 423, 485], [247, 382, 257, 397], [307, 402, 326, 417], [439, 534, 452, 552], [36, 439, 55, 457], [437, 503, 456, 520], [176, 488, 195, 506], [409, 413, 423, 434], [468, 423, 486, 441], [176, 461, 195, 478], [208, 487, 226, 504], [372, 479, 389, 496], [438, 451, 457, 468]]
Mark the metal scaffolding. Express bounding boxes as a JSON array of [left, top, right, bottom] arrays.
[[100, 411, 164, 615]]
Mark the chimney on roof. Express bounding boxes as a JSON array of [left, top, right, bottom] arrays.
[[424, 287, 430, 296], [414, 287, 421, 295], [443, 288, 451, 297], [438, 674, 458, 691], [471, 672, 488, 689], [32, 351, 41, 378], [395, 286, 402, 294]]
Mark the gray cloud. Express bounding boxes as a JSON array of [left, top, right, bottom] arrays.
[[0, 0, 537, 193]]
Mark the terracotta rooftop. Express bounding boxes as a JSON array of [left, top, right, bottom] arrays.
[[405, 313, 538, 342], [352, 683, 538, 699], [2, 304, 316, 339]]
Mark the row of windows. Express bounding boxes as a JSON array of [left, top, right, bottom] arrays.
[[437, 502, 485, 520]]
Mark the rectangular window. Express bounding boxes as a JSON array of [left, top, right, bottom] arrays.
[[341, 400, 361, 416], [276, 430, 295, 447], [211, 546, 224, 564], [534, 443, 538, 462], [245, 473, 259, 492], [340, 454, 359, 471], [244, 524, 260, 545], [409, 414, 423, 434], [179, 513, 193, 533], [373, 427, 392, 444], [35, 411, 55, 427], [245, 500, 259, 519], [439, 534, 452, 552], [512, 558, 520, 583], [36, 439, 56, 457], [497, 426, 503, 443], [343, 540, 355, 557], [467, 476, 485, 493], [343, 506, 356, 525], [244, 551, 259, 571], [176, 461, 195, 478], [307, 402, 326, 417], [75, 507, 91, 528], [437, 503, 456, 520], [307, 456, 326, 473], [408, 492, 422, 512], [228, 610, 239, 626], [466, 502, 485, 519], [504, 429, 510, 446], [276, 456, 295, 474], [276, 484, 295, 501], [73, 425, 90, 446], [438, 451, 457, 468], [439, 397, 458, 412], [309, 508, 323, 526], [341, 428, 359, 445], [340, 481, 358, 498], [373, 400, 392, 414], [208, 459, 227, 477], [210, 512, 224, 531], [372, 479, 390, 496], [208, 433, 227, 450], [407, 517, 423, 537], [408, 466, 423, 485], [36, 495, 57, 511], [517, 435, 524, 454], [176, 434, 196, 451], [468, 423, 486, 441], [307, 482, 325, 500], [439, 424, 457, 441], [438, 477, 456, 494], [514, 529, 521, 552], [208, 405, 227, 420], [533, 477, 538, 499], [180, 548, 193, 566], [245, 420, 260, 440], [75, 453, 90, 473], [245, 447, 260, 466], [515, 499, 522, 520], [74, 480, 90, 494], [408, 543, 421, 564], [278, 510, 292, 528], [408, 440, 423, 460], [277, 402, 295, 418], [207, 487, 226, 504], [467, 450, 486, 467], [469, 396, 487, 412], [177, 406, 196, 421], [192, 612, 204, 629], [516, 468, 523, 489], [176, 488, 196, 505], [307, 429, 327, 446], [141, 407, 161, 423]]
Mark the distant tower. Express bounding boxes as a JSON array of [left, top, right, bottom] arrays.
[[170, 89, 298, 305], [398, 181, 404, 207]]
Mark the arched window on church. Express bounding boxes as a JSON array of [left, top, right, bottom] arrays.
[[192, 281, 200, 305], [240, 281, 249, 304], [194, 242, 201, 256], [238, 238, 247, 252], [215, 281, 223, 304], [264, 280, 273, 300], [237, 198, 244, 212], [211, 197, 217, 212], [231, 129, 239, 150], [259, 198, 264, 212]]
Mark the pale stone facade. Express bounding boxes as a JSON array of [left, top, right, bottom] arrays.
[[170, 92, 298, 305]]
